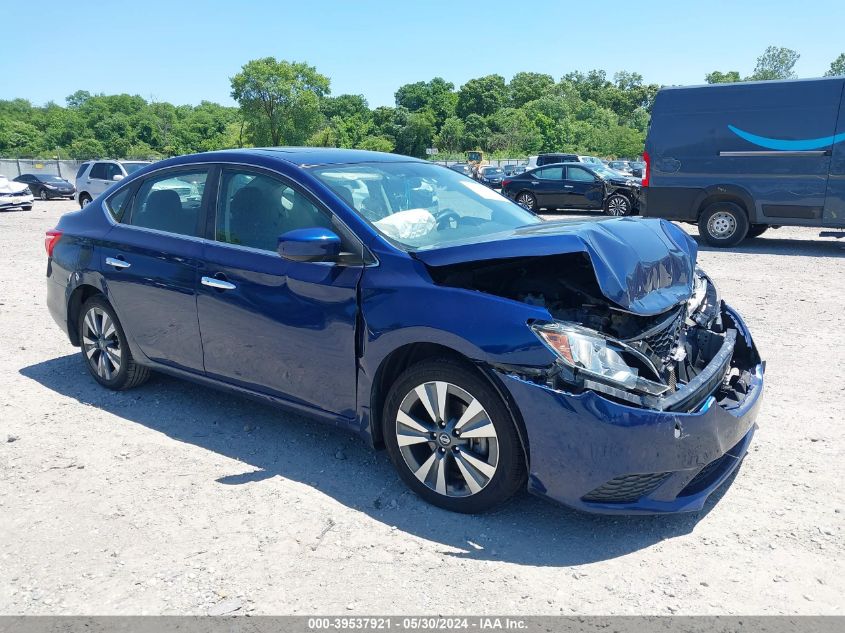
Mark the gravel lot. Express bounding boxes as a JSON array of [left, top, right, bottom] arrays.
[[1, 200, 843, 615]]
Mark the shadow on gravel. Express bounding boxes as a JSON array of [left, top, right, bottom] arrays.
[[694, 234, 845, 258], [21, 353, 738, 568]]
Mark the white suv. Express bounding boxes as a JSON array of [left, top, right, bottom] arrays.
[[75, 160, 151, 207]]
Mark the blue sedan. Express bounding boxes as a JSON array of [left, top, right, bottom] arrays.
[[45, 148, 764, 514]]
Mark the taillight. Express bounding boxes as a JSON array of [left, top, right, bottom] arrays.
[[641, 151, 650, 187], [502, 179, 511, 188], [45, 229, 63, 257]]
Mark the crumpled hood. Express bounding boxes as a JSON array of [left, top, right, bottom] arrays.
[[413, 218, 698, 315], [0, 178, 28, 194]]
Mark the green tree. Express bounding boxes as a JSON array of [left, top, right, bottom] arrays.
[[824, 53, 845, 77], [748, 46, 800, 80], [456, 75, 507, 118], [509, 72, 555, 108], [230, 57, 330, 146], [434, 116, 465, 154], [705, 70, 742, 84]]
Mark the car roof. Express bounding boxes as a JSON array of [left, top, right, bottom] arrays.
[[217, 147, 426, 167]]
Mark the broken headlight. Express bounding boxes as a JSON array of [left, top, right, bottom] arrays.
[[531, 322, 668, 397]]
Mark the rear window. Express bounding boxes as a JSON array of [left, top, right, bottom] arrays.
[[89, 163, 109, 179], [75, 163, 90, 180]]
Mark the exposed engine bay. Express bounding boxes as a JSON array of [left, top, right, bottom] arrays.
[[428, 253, 760, 412]]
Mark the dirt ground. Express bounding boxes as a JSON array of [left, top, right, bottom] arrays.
[[0, 200, 842, 615]]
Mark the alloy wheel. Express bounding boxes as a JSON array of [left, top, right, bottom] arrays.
[[395, 381, 499, 497], [40, 190, 48, 200], [607, 195, 630, 216], [707, 211, 737, 239], [81, 306, 122, 380], [516, 193, 535, 210]]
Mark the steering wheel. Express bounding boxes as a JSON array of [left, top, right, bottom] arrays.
[[434, 209, 461, 230]]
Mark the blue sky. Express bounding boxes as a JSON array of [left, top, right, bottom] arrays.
[[4, 0, 844, 108]]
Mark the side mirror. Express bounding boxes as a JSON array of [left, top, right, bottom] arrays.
[[277, 228, 341, 263], [112, 174, 124, 181]]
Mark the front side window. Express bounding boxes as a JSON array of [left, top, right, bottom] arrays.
[[127, 169, 208, 236], [311, 162, 540, 250], [567, 167, 596, 182], [216, 169, 333, 252]]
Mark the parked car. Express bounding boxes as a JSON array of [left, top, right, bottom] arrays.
[[75, 160, 151, 208], [45, 148, 764, 515], [501, 162, 641, 215], [628, 161, 645, 178], [609, 160, 634, 175], [448, 162, 471, 176], [0, 175, 34, 211], [14, 173, 76, 200], [643, 76, 845, 246], [533, 153, 578, 169], [578, 155, 605, 166], [502, 164, 518, 176], [476, 165, 505, 188], [512, 164, 527, 174]]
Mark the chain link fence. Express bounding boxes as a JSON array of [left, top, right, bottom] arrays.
[[0, 158, 87, 180]]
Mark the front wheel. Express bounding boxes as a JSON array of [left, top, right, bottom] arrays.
[[604, 193, 632, 216], [78, 296, 150, 390], [698, 202, 749, 247], [79, 193, 92, 208], [515, 191, 537, 211], [382, 358, 526, 513], [39, 189, 48, 201]]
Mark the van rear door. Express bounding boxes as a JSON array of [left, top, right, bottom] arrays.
[[823, 81, 845, 227]]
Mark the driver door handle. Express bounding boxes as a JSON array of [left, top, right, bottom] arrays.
[[531, 181, 539, 185], [105, 257, 131, 269], [201, 276, 237, 291], [564, 185, 574, 188]]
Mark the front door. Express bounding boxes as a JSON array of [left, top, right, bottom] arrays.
[[563, 166, 605, 209], [87, 162, 121, 197], [196, 166, 362, 418]]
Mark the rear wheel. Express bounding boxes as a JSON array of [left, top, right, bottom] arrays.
[[698, 201, 749, 247], [382, 358, 526, 513], [78, 296, 150, 390], [515, 191, 537, 211], [746, 224, 768, 239], [79, 193, 92, 208]]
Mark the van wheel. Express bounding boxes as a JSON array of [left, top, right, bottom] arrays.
[[746, 225, 768, 239], [382, 358, 526, 513], [698, 202, 748, 247], [79, 193, 92, 208]]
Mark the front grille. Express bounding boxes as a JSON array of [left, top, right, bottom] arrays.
[[582, 472, 671, 503], [644, 310, 684, 358]]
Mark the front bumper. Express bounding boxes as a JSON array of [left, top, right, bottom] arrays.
[[498, 303, 764, 514], [0, 194, 34, 209]]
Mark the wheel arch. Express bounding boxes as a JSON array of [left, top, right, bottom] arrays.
[[66, 283, 103, 346], [695, 185, 756, 222], [368, 342, 530, 466]]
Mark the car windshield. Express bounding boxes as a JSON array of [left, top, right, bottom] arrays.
[[588, 164, 624, 178], [121, 162, 148, 175], [310, 162, 541, 251]]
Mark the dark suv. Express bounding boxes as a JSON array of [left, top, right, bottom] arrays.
[[502, 162, 641, 215]]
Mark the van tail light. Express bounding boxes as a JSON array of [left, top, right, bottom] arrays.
[[502, 179, 511, 188], [641, 151, 650, 187], [45, 229, 63, 257]]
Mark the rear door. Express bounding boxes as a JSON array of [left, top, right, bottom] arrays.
[[100, 166, 211, 372], [86, 162, 116, 197], [531, 166, 566, 208], [563, 166, 604, 209], [823, 80, 845, 226]]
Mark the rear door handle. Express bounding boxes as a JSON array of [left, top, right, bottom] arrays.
[[105, 256, 131, 269], [531, 181, 539, 185], [201, 276, 237, 291], [564, 185, 574, 188]]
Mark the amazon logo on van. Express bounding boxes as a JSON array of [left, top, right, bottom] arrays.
[[728, 124, 845, 151]]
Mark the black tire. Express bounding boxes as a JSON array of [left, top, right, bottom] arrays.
[[39, 189, 48, 201], [382, 357, 526, 513], [79, 193, 92, 208], [746, 224, 768, 239], [515, 191, 537, 211], [78, 296, 150, 390], [698, 201, 749, 247], [604, 193, 632, 216], [22, 205, 32, 211]]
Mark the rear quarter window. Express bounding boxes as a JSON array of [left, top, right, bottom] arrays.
[[75, 163, 90, 180], [105, 187, 132, 222]]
